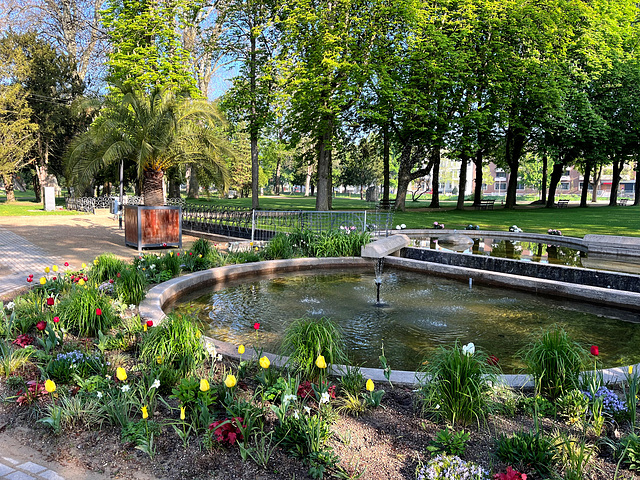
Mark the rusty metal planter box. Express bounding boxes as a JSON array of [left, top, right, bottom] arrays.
[[124, 205, 182, 250]]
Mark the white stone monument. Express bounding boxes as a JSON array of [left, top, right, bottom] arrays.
[[44, 186, 55, 211]]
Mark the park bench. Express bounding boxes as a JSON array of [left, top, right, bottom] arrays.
[[556, 200, 569, 208], [618, 198, 629, 206], [475, 199, 495, 210]]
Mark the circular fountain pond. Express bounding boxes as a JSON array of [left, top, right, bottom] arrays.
[[168, 268, 640, 374]]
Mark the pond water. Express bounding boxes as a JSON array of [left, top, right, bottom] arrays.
[[170, 269, 640, 373]]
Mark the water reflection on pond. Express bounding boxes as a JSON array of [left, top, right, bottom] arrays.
[[170, 269, 640, 373]]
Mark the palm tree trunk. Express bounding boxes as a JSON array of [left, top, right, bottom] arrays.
[[143, 168, 165, 206]]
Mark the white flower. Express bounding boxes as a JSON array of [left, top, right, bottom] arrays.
[[293, 410, 300, 419], [304, 406, 311, 415], [283, 394, 297, 405], [206, 343, 218, 358], [96, 391, 103, 399], [320, 392, 330, 404], [395, 225, 401, 230], [435, 404, 440, 410], [6, 301, 14, 310], [462, 342, 475, 356], [400, 224, 406, 229], [150, 379, 161, 389], [216, 354, 223, 362], [128, 304, 136, 310], [121, 385, 131, 393], [149, 264, 156, 270]]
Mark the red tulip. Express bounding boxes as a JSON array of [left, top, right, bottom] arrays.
[[189, 252, 193, 256], [36, 321, 47, 331], [253, 322, 260, 330], [109, 279, 114, 284], [96, 308, 102, 316], [53, 316, 60, 323], [28, 274, 33, 278], [27, 277, 33, 283], [146, 320, 153, 327], [590, 345, 599, 356], [46, 297, 54, 306], [52, 276, 57, 281], [117, 272, 121, 278], [64, 262, 69, 267], [487, 355, 499, 366]]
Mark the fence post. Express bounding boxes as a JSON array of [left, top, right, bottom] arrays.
[[251, 209, 256, 243], [363, 210, 367, 232]]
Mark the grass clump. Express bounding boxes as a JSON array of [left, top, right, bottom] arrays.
[[418, 342, 498, 427], [56, 286, 120, 336], [519, 327, 588, 400], [90, 253, 127, 283], [139, 312, 206, 378], [280, 316, 346, 381], [495, 430, 556, 477], [114, 267, 147, 305]]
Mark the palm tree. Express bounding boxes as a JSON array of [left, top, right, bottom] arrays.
[[66, 86, 231, 205]]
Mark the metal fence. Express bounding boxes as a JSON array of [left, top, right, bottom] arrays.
[[65, 195, 184, 214], [182, 205, 393, 241]]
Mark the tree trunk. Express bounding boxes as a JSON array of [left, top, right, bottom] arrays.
[[456, 152, 468, 210], [504, 126, 526, 209], [3, 174, 15, 203], [394, 144, 413, 212], [304, 162, 312, 197], [382, 122, 390, 205], [541, 154, 548, 203], [591, 165, 602, 203], [609, 158, 625, 206], [473, 150, 483, 205], [251, 132, 260, 209], [143, 167, 165, 206], [580, 163, 591, 207], [429, 148, 441, 208], [274, 158, 281, 195], [315, 125, 333, 211], [634, 162, 639, 206], [545, 163, 564, 208], [187, 165, 199, 198]]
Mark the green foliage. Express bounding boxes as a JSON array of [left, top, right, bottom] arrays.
[[519, 327, 588, 400], [517, 395, 557, 418], [614, 433, 640, 470], [280, 316, 346, 381], [556, 390, 589, 425], [140, 313, 206, 377], [495, 431, 556, 477], [45, 350, 107, 383], [426, 428, 470, 457], [162, 252, 181, 277], [90, 254, 127, 283], [56, 286, 120, 336], [262, 233, 294, 260], [339, 365, 365, 397], [114, 267, 147, 305], [552, 431, 596, 480], [121, 419, 161, 458], [418, 342, 498, 426], [0, 340, 32, 377], [39, 394, 104, 434]]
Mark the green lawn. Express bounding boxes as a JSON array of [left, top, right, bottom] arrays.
[[2, 192, 637, 238]]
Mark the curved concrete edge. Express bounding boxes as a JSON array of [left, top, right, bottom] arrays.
[[384, 256, 640, 311], [139, 256, 639, 387]]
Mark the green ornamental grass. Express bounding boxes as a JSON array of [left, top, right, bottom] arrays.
[[55, 285, 120, 336], [419, 341, 499, 426]]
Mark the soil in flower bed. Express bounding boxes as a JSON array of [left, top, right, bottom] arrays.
[[0, 372, 636, 480]]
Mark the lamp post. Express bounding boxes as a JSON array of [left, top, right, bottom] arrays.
[[119, 160, 123, 230]]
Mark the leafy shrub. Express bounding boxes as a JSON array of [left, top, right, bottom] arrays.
[[140, 313, 206, 377], [339, 364, 365, 397], [556, 389, 588, 424], [416, 454, 489, 480], [613, 432, 640, 470], [495, 431, 556, 476], [519, 327, 588, 400], [162, 251, 181, 277], [56, 286, 120, 336], [114, 267, 147, 305], [280, 317, 346, 381], [191, 238, 215, 257], [90, 254, 127, 283], [493, 467, 527, 480], [517, 395, 557, 418], [419, 342, 498, 426], [582, 386, 627, 420], [11, 290, 47, 334], [426, 428, 470, 457], [209, 417, 245, 446]]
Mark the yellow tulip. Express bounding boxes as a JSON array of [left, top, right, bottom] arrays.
[[180, 406, 186, 420], [259, 356, 270, 369], [630, 365, 634, 375], [45, 379, 56, 393], [39, 277, 46, 285], [224, 374, 237, 388], [78, 278, 85, 286], [94, 259, 98, 265], [44, 266, 50, 273], [52, 265, 58, 272], [142, 406, 148, 419], [238, 344, 245, 355], [200, 378, 210, 392], [315, 355, 327, 369], [81, 262, 87, 269], [156, 356, 163, 365], [143, 324, 147, 332], [116, 367, 127, 382], [366, 379, 374, 392]]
